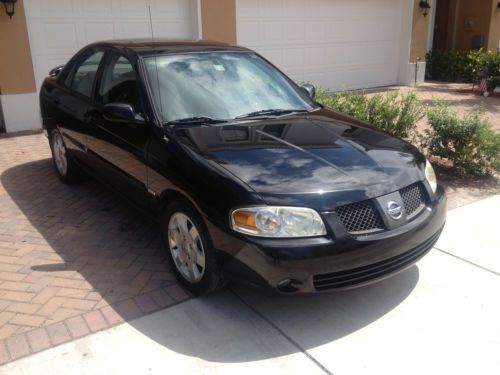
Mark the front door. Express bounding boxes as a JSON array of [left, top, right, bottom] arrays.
[[85, 52, 151, 210], [432, 0, 451, 51]]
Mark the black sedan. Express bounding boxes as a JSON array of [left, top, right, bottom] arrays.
[[40, 39, 446, 294]]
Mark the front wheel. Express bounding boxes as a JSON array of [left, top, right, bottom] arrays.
[[161, 200, 223, 295]]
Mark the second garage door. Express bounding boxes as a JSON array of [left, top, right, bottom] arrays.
[[237, 0, 409, 90]]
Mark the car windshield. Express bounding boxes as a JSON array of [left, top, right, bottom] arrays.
[[143, 52, 316, 123]]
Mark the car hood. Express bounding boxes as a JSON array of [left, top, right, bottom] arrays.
[[171, 110, 426, 209]]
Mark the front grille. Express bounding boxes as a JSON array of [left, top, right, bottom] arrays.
[[335, 182, 428, 234], [400, 182, 426, 218], [313, 229, 442, 291], [335, 200, 385, 234]]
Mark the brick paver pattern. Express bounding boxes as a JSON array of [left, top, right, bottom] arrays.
[[0, 134, 189, 364], [381, 82, 500, 131]]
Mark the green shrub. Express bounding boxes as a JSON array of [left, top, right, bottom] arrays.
[[425, 49, 500, 86], [424, 101, 500, 175], [315, 88, 424, 139]]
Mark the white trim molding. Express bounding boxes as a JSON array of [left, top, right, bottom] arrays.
[[397, 0, 415, 85], [0, 93, 41, 133], [195, 0, 203, 39]]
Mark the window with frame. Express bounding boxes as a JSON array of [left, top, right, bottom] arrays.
[[98, 55, 142, 113], [70, 50, 104, 97]]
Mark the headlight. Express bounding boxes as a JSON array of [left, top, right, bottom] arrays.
[[425, 159, 437, 194], [231, 206, 327, 238]]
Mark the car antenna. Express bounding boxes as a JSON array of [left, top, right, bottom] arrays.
[[147, 4, 165, 127], [148, 5, 154, 41]]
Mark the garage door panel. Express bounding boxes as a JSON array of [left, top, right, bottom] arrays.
[[25, 0, 197, 91], [237, 0, 404, 89], [262, 21, 284, 42], [284, 0, 305, 18], [28, 21, 79, 55], [283, 48, 307, 70], [111, 0, 149, 14], [294, 65, 392, 91], [345, 42, 397, 65], [238, 21, 260, 43], [254, 47, 284, 68], [32, 54, 72, 99], [153, 22, 192, 39], [284, 21, 305, 41], [82, 1, 113, 15], [117, 22, 152, 39], [150, 0, 191, 17], [261, 0, 284, 17], [83, 23, 116, 45], [27, 0, 75, 16], [304, 21, 328, 42]]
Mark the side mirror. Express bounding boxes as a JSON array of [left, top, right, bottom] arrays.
[[103, 103, 143, 123], [301, 84, 316, 99], [49, 65, 65, 77]]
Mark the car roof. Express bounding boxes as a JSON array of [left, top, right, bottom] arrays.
[[90, 39, 251, 57]]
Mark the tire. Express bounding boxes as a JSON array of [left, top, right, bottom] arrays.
[[49, 128, 83, 184], [161, 200, 222, 295]]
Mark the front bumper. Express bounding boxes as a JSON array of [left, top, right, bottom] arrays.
[[214, 185, 446, 293]]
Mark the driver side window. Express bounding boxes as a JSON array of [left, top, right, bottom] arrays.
[[98, 55, 142, 113]]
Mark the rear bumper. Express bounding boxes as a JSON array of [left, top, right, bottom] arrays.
[[217, 185, 446, 293]]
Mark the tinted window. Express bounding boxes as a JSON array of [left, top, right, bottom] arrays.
[[98, 55, 141, 112], [70, 51, 104, 97]]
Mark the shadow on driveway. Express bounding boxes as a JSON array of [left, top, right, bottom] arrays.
[[1, 159, 176, 325], [129, 267, 418, 363], [1, 158, 418, 362]]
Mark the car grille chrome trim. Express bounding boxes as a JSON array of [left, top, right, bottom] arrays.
[[313, 228, 441, 291]]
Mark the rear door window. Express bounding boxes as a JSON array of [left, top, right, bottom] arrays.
[[69, 50, 104, 97]]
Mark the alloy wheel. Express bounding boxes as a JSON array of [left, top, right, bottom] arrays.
[[167, 212, 206, 283]]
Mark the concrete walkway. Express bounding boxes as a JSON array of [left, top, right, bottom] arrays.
[[2, 196, 499, 375]]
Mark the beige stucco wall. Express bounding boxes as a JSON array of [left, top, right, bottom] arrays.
[[0, 0, 36, 95], [487, 0, 500, 51], [410, 0, 432, 61], [453, 0, 493, 51], [201, 0, 236, 44]]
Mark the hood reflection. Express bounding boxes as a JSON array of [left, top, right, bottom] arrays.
[[172, 114, 423, 201]]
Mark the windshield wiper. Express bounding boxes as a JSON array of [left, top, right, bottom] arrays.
[[166, 116, 228, 126], [235, 108, 309, 119]]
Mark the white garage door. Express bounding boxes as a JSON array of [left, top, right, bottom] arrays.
[[25, 0, 199, 91], [237, 0, 408, 90]]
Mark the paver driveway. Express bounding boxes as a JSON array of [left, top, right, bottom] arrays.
[[0, 133, 189, 364]]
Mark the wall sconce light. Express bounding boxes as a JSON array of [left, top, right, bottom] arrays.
[[1, 0, 17, 19], [419, 0, 431, 17]]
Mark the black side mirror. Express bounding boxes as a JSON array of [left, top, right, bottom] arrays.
[[49, 65, 65, 77], [103, 103, 143, 123], [301, 84, 316, 99]]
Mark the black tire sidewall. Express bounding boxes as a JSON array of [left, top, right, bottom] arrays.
[[161, 200, 220, 295]]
